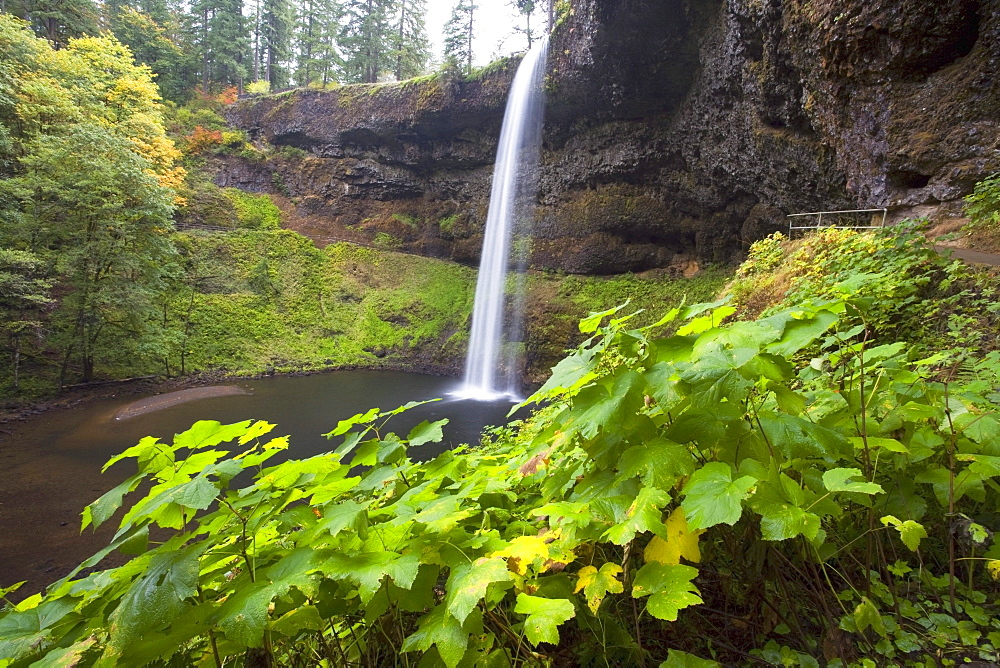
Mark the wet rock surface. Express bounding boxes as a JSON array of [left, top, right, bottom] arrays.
[[223, 0, 1000, 274]]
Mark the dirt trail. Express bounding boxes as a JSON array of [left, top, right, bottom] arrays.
[[935, 245, 1000, 266]]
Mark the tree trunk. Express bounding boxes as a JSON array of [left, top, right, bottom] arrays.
[[202, 7, 210, 90], [11, 335, 20, 391], [395, 0, 406, 80], [466, 4, 474, 74]]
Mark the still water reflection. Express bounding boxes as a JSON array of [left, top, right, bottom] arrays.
[[0, 370, 516, 598]]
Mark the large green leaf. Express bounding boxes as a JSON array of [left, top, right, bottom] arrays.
[[107, 543, 204, 654], [81, 473, 142, 530], [604, 486, 671, 544], [615, 438, 696, 488], [512, 594, 576, 646], [680, 349, 754, 408], [408, 419, 449, 447], [322, 550, 420, 602], [401, 604, 479, 668], [237, 420, 277, 445], [324, 407, 380, 438], [752, 494, 821, 542], [660, 649, 722, 667], [681, 463, 757, 530], [118, 474, 219, 530], [0, 599, 76, 661], [631, 563, 702, 621], [854, 597, 888, 638], [881, 515, 928, 551], [102, 435, 170, 473], [29, 637, 97, 667], [766, 309, 838, 357], [757, 411, 845, 460], [580, 304, 627, 333], [526, 345, 599, 404], [172, 420, 253, 451], [574, 563, 624, 613], [914, 467, 986, 505], [823, 468, 883, 495], [214, 547, 329, 647], [564, 370, 644, 440], [445, 557, 513, 624]]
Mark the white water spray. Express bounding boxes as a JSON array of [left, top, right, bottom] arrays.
[[458, 39, 549, 401]]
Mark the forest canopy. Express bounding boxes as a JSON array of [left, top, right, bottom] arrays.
[[0, 15, 183, 386]]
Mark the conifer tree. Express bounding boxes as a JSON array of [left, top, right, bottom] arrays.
[[106, 5, 195, 102], [391, 0, 429, 81], [2, 0, 99, 46], [443, 0, 475, 75], [295, 0, 342, 85], [509, 0, 542, 48], [261, 0, 293, 88], [189, 0, 248, 91], [340, 0, 392, 83]]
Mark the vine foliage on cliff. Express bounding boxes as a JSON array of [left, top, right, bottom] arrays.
[[2, 292, 1000, 665]]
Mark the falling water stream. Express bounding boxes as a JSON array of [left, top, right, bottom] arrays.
[[458, 38, 549, 400]]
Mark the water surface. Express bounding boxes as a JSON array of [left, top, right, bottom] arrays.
[[0, 370, 515, 598]]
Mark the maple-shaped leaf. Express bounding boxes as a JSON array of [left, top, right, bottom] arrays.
[[681, 463, 756, 530], [172, 420, 253, 451], [631, 563, 702, 621], [513, 594, 576, 646], [322, 551, 420, 603], [574, 563, 624, 613], [880, 515, 928, 552], [401, 604, 481, 668], [490, 534, 554, 575], [644, 507, 703, 565], [748, 476, 820, 542], [603, 487, 671, 545], [445, 557, 513, 624]]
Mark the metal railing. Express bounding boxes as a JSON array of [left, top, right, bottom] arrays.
[[787, 208, 888, 236]]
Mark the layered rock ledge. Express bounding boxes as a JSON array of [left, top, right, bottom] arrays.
[[223, 0, 1000, 274]]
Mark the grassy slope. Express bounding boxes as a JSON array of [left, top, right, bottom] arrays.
[[173, 229, 733, 381]]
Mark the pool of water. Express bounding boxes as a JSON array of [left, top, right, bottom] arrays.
[[0, 370, 517, 599]]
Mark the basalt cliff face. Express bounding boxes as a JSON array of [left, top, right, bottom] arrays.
[[222, 0, 1000, 274]]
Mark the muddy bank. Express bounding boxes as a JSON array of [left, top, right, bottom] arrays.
[[113, 385, 251, 420]]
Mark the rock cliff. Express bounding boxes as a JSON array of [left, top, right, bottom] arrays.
[[222, 0, 1000, 274]]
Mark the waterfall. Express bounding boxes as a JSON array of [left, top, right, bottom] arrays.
[[459, 38, 549, 401]]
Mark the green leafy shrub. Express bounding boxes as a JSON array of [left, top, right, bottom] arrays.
[[391, 213, 418, 228], [729, 223, 1000, 360], [735, 230, 787, 278], [246, 80, 271, 95], [372, 231, 401, 249], [4, 295, 999, 665], [965, 173, 1000, 232], [438, 214, 460, 237], [222, 189, 281, 230]]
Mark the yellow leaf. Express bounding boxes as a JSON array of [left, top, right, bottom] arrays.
[[574, 563, 624, 613], [988, 560, 1000, 581], [574, 566, 597, 594], [644, 507, 703, 565], [490, 533, 553, 575]]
